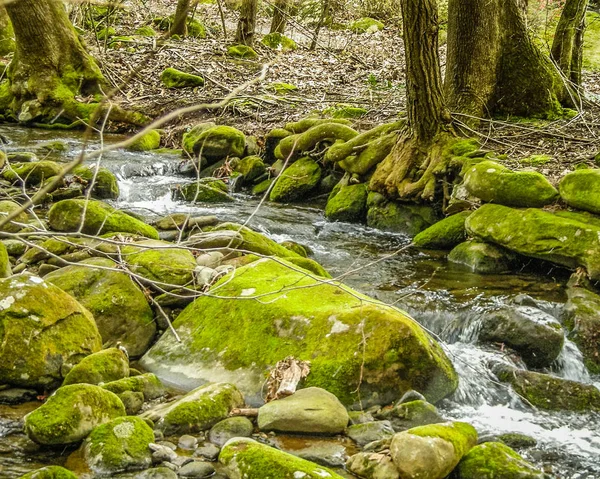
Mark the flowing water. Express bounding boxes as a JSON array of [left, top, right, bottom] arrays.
[[1, 127, 599, 478]]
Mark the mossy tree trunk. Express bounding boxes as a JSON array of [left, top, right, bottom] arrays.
[[444, 0, 569, 121], [171, 0, 192, 37], [369, 0, 453, 202], [236, 0, 258, 46], [270, 0, 289, 34], [551, 0, 588, 89], [0, 6, 15, 57]]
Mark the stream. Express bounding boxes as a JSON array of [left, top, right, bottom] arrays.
[[1, 126, 599, 478]]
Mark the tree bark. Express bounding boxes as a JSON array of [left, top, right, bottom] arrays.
[[171, 0, 192, 37], [445, 0, 568, 120], [236, 0, 258, 46], [0, 6, 15, 57], [369, 0, 453, 201], [552, 0, 589, 88], [270, 0, 289, 34]]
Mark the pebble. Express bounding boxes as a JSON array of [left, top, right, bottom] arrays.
[[193, 443, 220, 461], [150, 443, 178, 463], [178, 461, 216, 478], [195, 251, 224, 268], [178, 434, 198, 450]]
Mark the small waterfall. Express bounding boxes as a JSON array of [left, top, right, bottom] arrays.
[[553, 338, 592, 384]]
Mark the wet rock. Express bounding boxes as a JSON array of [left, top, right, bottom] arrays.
[[480, 306, 564, 368], [413, 211, 471, 249], [179, 434, 198, 450], [0, 387, 37, 404], [397, 390, 426, 403], [367, 194, 437, 235], [347, 452, 400, 479], [178, 460, 215, 477], [325, 183, 368, 223], [119, 390, 144, 414], [270, 436, 350, 468], [150, 442, 179, 463], [141, 258, 458, 407], [194, 442, 220, 461], [142, 383, 245, 435], [83, 416, 154, 474], [48, 199, 159, 238], [390, 422, 478, 479], [62, 347, 129, 386], [270, 157, 322, 202], [497, 432, 537, 449], [196, 251, 224, 269], [188, 125, 246, 162], [137, 467, 178, 479], [19, 466, 78, 478], [128, 130, 161, 151], [102, 373, 166, 401], [71, 165, 120, 199], [45, 258, 156, 358], [491, 362, 600, 411], [161, 68, 204, 88], [448, 240, 517, 274], [258, 388, 349, 434], [234, 155, 267, 184], [0, 274, 101, 389], [219, 437, 344, 478], [348, 411, 375, 425], [347, 421, 394, 446], [0, 200, 29, 233], [376, 400, 444, 432], [175, 178, 235, 203], [209, 416, 253, 446], [2, 160, 62, 186], [456, 441, 546, 478], [559, 168, 600, 214], [24, 384, 125, 445], [2, 239, 26, 257]]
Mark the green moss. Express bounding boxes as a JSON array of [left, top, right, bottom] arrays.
[[270, 157, 322, 202], [19, 466, 78, 479], [102, 373, 166, 400], [127, 130, 161, 151], [153, 16, 206, 37], [564, 283, 600, 375], [519, 154, 552, 167], [219, 438, 345, 478], [408, 421, 478, 458], [413, 211, 472, 249], [83, 416, 153, 474], [349, 17, 384, 33], [73, 165, 119, 199], [450, 139, 480, 156], [337, 131, 399, 176], [323, 103, 368, 119], [252, 178, 273, 195], [2, 160, 62, 186], [276, 123, 358, 160], [161, 67, 205, 88], [0, 200, 29, 233], [285, 256, 332, 278], [227, 44, 258, 59], [448, 240, 517, 274], [261, 33, 298, 51], [559, 169, 600, 214], [134, 25, 156, 36], [47, 199, 159, 239], [284, 117, 353, 133], [0, 242, 10, 278], [186, 125, 246, 159], [62, 348, 129, 386], [457, 441, 545, 478], [234, 156, 267, 184], [367, 198, 438, 235], [270, 82, 298, 95], [177, 178, 235, 203], [325, 183, 368, 223], [24, 384, 125, 445], [583, 12, 600, 71]]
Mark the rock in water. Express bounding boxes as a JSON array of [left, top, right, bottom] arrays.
[[559, 169, 600, 214], [0, 274, 101, 390], [219, 437, 345, 479], [140, 258, 458, 406], [347, 452, 400, 479], [24, 384, 125, 445], [258, 387, 349, 434], [83, 416, 154, 474], [448, 240, 517, 274], [209, 416, 254, 446], [456, 442, 546, 478], [62, 348, 129, 386], [389, 422, 478, 479], [270, 157, 322, 202]]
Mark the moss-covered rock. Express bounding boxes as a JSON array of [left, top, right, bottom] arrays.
[[83, 416, 154, 474], [140, 258, 458, 406], [258, 387, 349, 434], [0, 241, 10, 278], [62, 348, 129, 386], [491, 362, 600, 411], [161, 67, 205, 88], [234, 155, 267, 184], [325, 183, 368, 223], [559, 169, 600, 214], [72, 165, 119, 199], [227, 44, 258, 59], [24, 383, 125, 445], [127, 130, 161, 152], [188, 125, 246, 161], [413, 211, 471, 250], [377, 400, 444, 432], [367, 196, 438, 235], [261, 32, 297, 51], [0, 274, 101, 390], [45, 257, 156, 357], [176, 178, 235, 203], [18, 466, 78, 479], [276, 123, 359, 161], [102, 373, 166, 401], [48, 199, 159, 239], [135, 25, 156, 36], [347, 452, 400, 479], [209, 416, 254, 446], [448, 240, 517, 274], [466, 204, 600, 280], [142, 382, 244, 434], [0, 200, 29, 233], [270, 157, 322, 202], [455, 441, 546, 478], [1, 160, 62, 186], [461, 160, 558, 208], [153, 15, 206, 37], [220, 437, 345, 479], [390, 422, 477, 479], [349, 17, 384, 33]]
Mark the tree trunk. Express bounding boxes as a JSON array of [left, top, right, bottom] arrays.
[[270, 0, 289, 34], [0, 7, 15, 57], [369, 0, 453, 201], [171, 0, 192, 37], [551, 0, 588, 88], [236, 0, 258, 46], [445, 0, 568, 120]]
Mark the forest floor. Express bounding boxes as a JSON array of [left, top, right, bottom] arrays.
[[76, 0, 600, 183]]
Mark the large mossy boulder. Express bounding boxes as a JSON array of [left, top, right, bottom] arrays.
[[0, 200, 29, 233], [83, 416, 154, 474], [413, 211, 471, 249], [559, 169, 600, 214], [188, 125, 246, 161], [479, 306, 564, 368], [0, 241, 10, 278], [140, 258, 458, 406], [0, 274, 101, 390], [220, 437, 345, 479], [448, 240, 517, 274], [461, 160, 558, 207], [19, 466, 78, 479], [367, 195, 437, 235], [48, 199, 159, 239], [390, 422, 478, 479], [491, 362, 600, 411], [257, 387, 349, 434], [1, 160, 62, 186], [45, 258, 156, 358], [62, 348, 129, 386], [24, 384, 125, 445], [72, 165, 120, 200], [142, 382, 244, 435], [455, 441, 546, 479], [325, 183, 368, 223], [161, 67, 204, 88], [466, 204, 600, 279], [270, 157, 322, 202], [234, 155, 267, 185]]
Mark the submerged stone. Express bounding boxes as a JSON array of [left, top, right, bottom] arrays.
[[449, 240, 517, 274]]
